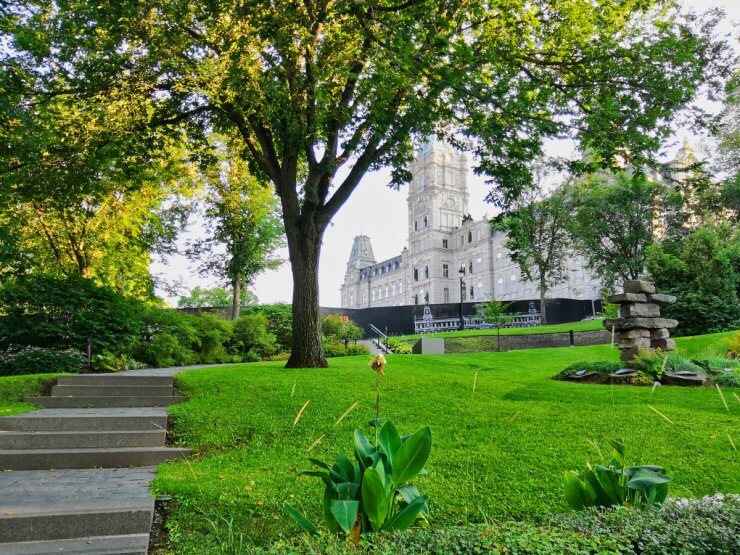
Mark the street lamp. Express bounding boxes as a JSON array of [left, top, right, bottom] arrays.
[[459, 267, 466, 331]]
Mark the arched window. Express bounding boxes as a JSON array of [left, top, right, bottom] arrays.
[[414, 268, 419, 281], [468, 231, 472, 243], [424, 266, 429, 279]]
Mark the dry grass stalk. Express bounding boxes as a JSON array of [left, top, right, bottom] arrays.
[[647, 405, 674, 425], [472, 371, 478, 392], [293, 400, 310, 427], [334, 402, 359, 427], [715, 384, 729, 412]]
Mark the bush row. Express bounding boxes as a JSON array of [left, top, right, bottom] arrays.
[[262, 494, 739, 555]]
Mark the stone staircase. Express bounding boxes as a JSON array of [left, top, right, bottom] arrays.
[[0, 372, 191, 554]]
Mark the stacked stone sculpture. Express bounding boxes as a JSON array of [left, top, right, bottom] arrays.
[[604, 280, 677, 363]]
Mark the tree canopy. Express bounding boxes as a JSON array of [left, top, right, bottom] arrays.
[[1, 0, 730, 366]]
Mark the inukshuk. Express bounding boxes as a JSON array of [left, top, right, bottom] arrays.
[[604, 280, 677, 363]]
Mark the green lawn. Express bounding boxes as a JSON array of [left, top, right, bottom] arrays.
[[0, 374, 61, 417], [401, 318, 604, 340], [154, 330, 739, 551]]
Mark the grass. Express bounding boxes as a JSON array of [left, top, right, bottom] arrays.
[[153, 330, 739, 551], [0, 374, 61, 417], [401, 319, 605, 340]]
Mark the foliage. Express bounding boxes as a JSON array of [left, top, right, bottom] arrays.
[[664, 354, 703, 374], [475, 300, 520, 351], [713, 372, 740, 388], [5, 0, 727, 367], [265, 494, 740, 555], [322, 314, 364, 343], [569, 171, 681, 287], [322, 340, 370, 358], [692, 357, 740, 373], [186, 138, 284, 319], [630, 349, 666, 381], [0, 347, 85, 377], [646, 225, 740, 336], [723, 331, 740, 359], [91, 351, 147, 373], [600, 290, 620, 320], [178, 287, 257, 309], [0, 274, 145, 354], [557, 361, 623, 378], [386, 338, 413, 355], [564, 440, 671, 512], [232, 314, 277, 360], [153, 333, 738, 549], [494, 181, 573, 324], [242, 304, 293, 353], [285, 421, 432, 537]]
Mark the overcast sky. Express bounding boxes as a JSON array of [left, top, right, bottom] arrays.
[[151, 0, 739, 308]]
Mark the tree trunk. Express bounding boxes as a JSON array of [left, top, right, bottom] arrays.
[[285, 217, 327, 368], [539, 274, 548, 325], [232, 276, 242, 320]]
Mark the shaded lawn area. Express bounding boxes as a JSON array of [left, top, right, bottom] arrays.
[[0, 374, 61, 417], [401, 318, 605, 340], [154, 331, 739, 550]]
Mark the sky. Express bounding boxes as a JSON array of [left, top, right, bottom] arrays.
[[151, 0, 739, 308]]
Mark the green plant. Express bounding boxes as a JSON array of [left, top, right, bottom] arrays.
[[0, 347, 86, 376], [630, 348, 665, 380], [724, 332, 740, 359], [346, 344, 371, 356], [284, 420, 432, 537], [714, 372, 740, 388], [232, 313, 277, 359], [386, 337, 412, 354], [664, 354, 703, 374], [322, 314, 364, 343], [693, 357, 740, 372], [564, 440, 671, 512], [557, 361, 623, 378]]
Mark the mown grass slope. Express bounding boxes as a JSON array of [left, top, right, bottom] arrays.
[[154, 330, 739, 551]]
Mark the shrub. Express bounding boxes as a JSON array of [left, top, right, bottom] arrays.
[[0, 274, 145, 354], [232, 313, 277, 359], [631, 348, 665, 380], [0, 347, 85, 376], [323, 314, 363, 342], [386, 337, 412, 354], [664, 354, 703, 374], [714, 372, 740, 388], [564, 440, 671, 512], [284, 421, 432, 536], [91, 351, 148, 372], [557, 361, 623, 378], [346, 344, 371, 356], [243, 304, 292, 353], [724, 332, 740, 359], [323, 339, 348, 358]]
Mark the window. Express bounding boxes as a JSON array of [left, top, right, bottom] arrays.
[[459, 263, 466, 275], [372, 290, 376, 301], [444, 287, 450, 302], [468, 231, 472, 243], [443, 264, 449, 278], [442, 239, 448, 248], [424, 292, 429, 303], [414, 221, 418, 231], [414, 268, 418, 281], [469, 261, 473, 274], [475, 257, 482, 272], [399, 282, 403, 293], [510, 274, 516, 281], [424, 266, 429, 279], [423, 216, 428, 227], [497, 277, 503, 285], [470, 286, 474, 299], [478, 281, 483, 289], [414, 294, 419, 304]]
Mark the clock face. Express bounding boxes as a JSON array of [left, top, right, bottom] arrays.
[[444, 194, 458, 209]]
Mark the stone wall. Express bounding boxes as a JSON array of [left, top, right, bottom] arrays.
[[443, 329, 612, 354]]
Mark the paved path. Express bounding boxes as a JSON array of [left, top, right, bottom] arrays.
[[0, 368, 206, 554]]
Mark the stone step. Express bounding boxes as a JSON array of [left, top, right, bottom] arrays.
[[51, 384, 174, 397], [0, 430, 166, 449], [0, 446, 191, 470], [0, 468, 156, 542], [24, 395, 188, 408], [56, 374, 173, 387], [0, 533, 150, 555], [0, 408, 168, 432]]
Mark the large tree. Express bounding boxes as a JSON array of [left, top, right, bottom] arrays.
[[2, 1, 728, 366], [187, 140, 284, 319], [494, 183, 573, 324], [568, 171, 682, 288]]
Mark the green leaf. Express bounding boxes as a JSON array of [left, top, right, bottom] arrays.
[[330, 451, 355, 483], [563, 471, 596, 510], [397, 483, 429, 516], [379, 420, 402, 460], [298, 469, 331, 487], [627, 468, 672, 491], [354, 429, 375, 467], [322, 487, 339, 533], [283, 503, 318, 535], [382, 495, 429, 532], [391, 426, 432, 486], [309, 458, 331, 470], [330, 499, 359, 534], [362, 467, 389, 531]]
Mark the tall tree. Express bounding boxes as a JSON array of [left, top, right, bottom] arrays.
[[494, 184, 573, 324], [178, 286, 258, 309], [569, 171, 681, 288], [187, 141, 284, 319], [2, 1, 728, 366]]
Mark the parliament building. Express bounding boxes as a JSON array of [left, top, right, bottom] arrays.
[[340, 139, 601, 309]]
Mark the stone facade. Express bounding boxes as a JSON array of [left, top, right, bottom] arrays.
[[340, 139, 602, 309]]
